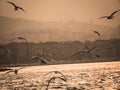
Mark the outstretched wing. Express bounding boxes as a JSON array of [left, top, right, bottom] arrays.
[[18, 7, 26, 12], [94, 31, 101, 37], [71, 51, 85, 57], [84, 45, 90, 50], [40, 57, 48, 64], [99, 16, 108, 19], [7, 1, 16, 7], [58, 77, 67, 82], [46, 77, 55, 90], [45, 71, 66, 80], [10, 37, 27, 42], [87, 46, 96, 53], [5, 70, 14, 75], [110, 10, 120, 17], [46, 77, 67, 90], [47, 58, 57, 62], [18, 37, 27, 42], [30, 56, 39, 60]]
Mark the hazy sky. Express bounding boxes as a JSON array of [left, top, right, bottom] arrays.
[[0, 0, 120, 27]]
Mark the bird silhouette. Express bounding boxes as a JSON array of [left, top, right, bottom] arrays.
[[99, 10, 120, 20], [0, 46, 11, 55], [46, 76, 67, 90], [10, 37, 27, 42], [93, 31, 101, 37], [5, 67, 24, 74], [71, 45, 96, 57], [7, 1, 25, 12], [44, 71, 67, 80], [30, 56, 49, 64], [39, 53, 57, 63], [84, 45, 96, 55], [71, 51, 86, 57], [39, 57, 49, 64]]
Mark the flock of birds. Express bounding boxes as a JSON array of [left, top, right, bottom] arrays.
[[0, 0, 120, 70], [0, 0, 120, 67], [5, 1, 120, 20], [70, 10, 120, 59], [0, 1, 120, 90]]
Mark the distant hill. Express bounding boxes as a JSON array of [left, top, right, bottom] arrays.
[[0, 16, 119, 44]]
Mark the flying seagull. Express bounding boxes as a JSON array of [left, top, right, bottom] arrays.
[[39, 57, 49, 64], [99, 10, 120, 20], [71, 50, 86, 57], [5, 67, 24, 74], [94, 31, 101, 37], [7, 1, 25, 12], [44, 71, 67, 80], [30, 56, 49, 64], [84, 45, 96, 55], [10, 37, 27, 42], [71, 45, 96, 57], [39, 53, 57, 63], [46, 76, 67, 90]]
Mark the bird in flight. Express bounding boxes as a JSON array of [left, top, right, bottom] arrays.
[[93, 31, 101, 37], [71, 45, 96, 57], [39, 57, 49, 64], [46, 76, 67, 90], [5, 67, 24, 74], [10, 37, 27, 42], [99, 10, 120, 20], [7, 1, 25, 12], [84, 45, 96, 55], [44, 71, 67, 80], [71, 50, 86, 57], [30, 56, 49, 64]]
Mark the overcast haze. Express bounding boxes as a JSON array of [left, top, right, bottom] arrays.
[[0, 0, 120, 27]]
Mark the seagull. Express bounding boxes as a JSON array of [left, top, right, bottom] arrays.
[[71, 45, 96, 57], [7, 1, 25, 12], [0, 46, 11, 55], [30, 56, 40, 63], [46, 76, 67, 90], [85, 46, 102, 58], [44, 71, 67, 80], [30, 56, 49, 64], [10, 37, 27, 42], [39, 53, 57, 63], [71, 51, 86, 57], [39, 57, 49, 64], [84, 45, 96, 55], [99, 10, 120, 20], [5, 67, 24, 74], [93, 31, 101, 37]]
